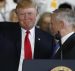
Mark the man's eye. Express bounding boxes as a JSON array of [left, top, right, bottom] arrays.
[[20, 14, 24, 15], [28, 13, 32, 15]]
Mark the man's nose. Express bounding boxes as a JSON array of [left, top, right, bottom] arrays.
[[24, 14, 29, 19]]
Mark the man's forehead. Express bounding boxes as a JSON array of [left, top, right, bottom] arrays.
[[18, 8, 36, 11]]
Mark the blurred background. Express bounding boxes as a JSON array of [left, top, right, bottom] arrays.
[[0, 0, 75, 22]]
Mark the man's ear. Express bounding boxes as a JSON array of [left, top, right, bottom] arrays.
[[36, 9, 39, 16], [60, 20, 64, 29]]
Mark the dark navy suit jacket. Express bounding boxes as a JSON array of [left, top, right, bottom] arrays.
[[53, 33, 75, 59], [0, 22, 54, 71]]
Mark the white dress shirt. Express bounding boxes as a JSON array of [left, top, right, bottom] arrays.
[[18, 27, 35, 71]]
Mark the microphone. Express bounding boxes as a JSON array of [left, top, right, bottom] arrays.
[[55, 31, 63, 60]]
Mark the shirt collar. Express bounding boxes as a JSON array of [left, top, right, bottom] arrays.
[[21, 27, 35, 36], [61, 32, 74, 44]]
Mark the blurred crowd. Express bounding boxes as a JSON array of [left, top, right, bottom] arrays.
[[0, 0, 75, 23], [0, 0, 17, 21], [0, 0, 46, 22]]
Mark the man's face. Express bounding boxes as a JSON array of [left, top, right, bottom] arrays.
[[17, 7, 37, 30], [50, 15, 61, 36], [41, 16, 51, 32]]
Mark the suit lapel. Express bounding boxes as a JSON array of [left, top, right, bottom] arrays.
[[34, 27, 41, 59], [16, 25, 21, 62]]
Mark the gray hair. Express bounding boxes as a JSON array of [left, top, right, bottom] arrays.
[[55, 9, 75, 28]]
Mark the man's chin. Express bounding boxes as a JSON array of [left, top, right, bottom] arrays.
[[54, 32, 61, 40]]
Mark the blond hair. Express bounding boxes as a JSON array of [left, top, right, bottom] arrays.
[[16, 0, 37, 10], [10, 9, 18, 22], [37, 12, 51, 26]]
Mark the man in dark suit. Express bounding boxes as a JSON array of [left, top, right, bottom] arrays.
[[0, 22, 19, 71], [50, 9, 75, 59], [0, 0, 54, 71]]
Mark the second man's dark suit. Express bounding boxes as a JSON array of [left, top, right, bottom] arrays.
[[0, 22, 54, 71], [53, 33, 75, 59]]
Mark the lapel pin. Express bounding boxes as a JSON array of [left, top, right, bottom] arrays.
[[38, 38, 40, 41]]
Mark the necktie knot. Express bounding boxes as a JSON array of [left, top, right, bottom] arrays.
[[26, 30, 30, 35]]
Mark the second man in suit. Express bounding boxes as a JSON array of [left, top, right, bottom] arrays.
[[50, 9, 75, 59]]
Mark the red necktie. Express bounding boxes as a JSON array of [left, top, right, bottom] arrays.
[[24, 31, 32, 60]]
